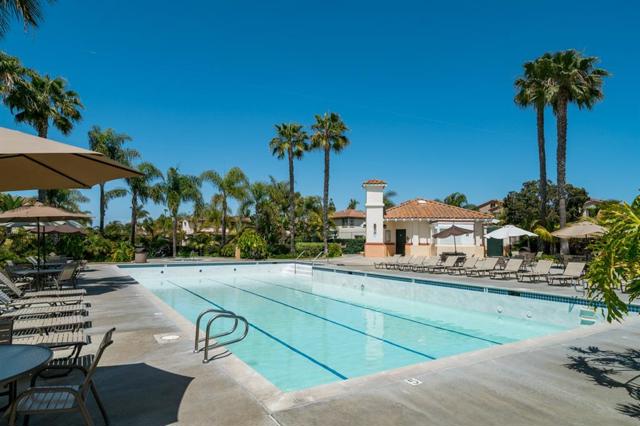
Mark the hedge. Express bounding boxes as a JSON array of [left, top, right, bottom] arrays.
[[295, 242, 342, 258]]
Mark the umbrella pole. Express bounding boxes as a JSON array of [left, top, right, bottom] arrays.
[[453, 235, 457, 254], [37, 218, 41, 273]]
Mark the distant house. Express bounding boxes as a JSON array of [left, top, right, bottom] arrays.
[[363, 180, 493, 257], [331, 209, 366, 239], [477, 199, 503, 217]]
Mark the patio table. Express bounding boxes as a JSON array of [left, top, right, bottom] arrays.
[[11, 268, 63, 290], [0, 344, 52, 413]]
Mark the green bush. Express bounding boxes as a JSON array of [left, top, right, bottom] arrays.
[[340, 238, 365, 254], [236, 229, 268, 260], [220, 243, 236, 257], [83, 233, 113, 261], [110, 241, 134, 262], [295, 242, 342, 258]]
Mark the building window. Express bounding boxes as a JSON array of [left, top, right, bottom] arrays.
[[385, 229, 391, 242], [373, 223, 377, 235]]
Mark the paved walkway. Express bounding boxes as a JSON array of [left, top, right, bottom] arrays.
[[4, 262, 639, 425]]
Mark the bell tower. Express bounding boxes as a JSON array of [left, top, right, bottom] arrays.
[[362, 179, 387, 257]]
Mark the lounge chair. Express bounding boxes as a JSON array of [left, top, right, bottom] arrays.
[[0, 303, 90, 320], [13, 315, 89, 334], [489, 258, 524, 280], [425, 255, 461, 273], [391, 256, 413, 271], [0, 270, 85, 299], [383, 255, 401, 270], [0, 317, 12, 344], [466, 257, 499, 277], [548, 262, 586, 286], [400, 256, 425, 271], [8, 328, 114, 426], [517, 259, 554, 283], [374, 255, 396, 269], [0, 290, 84, 309], [411, 256, 437, 272], [448, 257, 478, 275]]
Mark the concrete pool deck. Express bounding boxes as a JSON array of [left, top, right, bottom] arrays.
[[5, 261, 640, 426]]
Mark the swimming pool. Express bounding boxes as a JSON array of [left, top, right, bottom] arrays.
[[122, 262, 602, 392]]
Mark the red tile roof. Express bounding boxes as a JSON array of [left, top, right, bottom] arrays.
[[332, 209, 366, 219], [362, 179, 387, 185], [384, 198, 492, 220]]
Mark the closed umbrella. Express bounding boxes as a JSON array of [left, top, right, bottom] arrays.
[[0, 202, 90, 268], [432, 225, 473, 254], [551, 221, 606, 239], [0, 127, 141, 191]]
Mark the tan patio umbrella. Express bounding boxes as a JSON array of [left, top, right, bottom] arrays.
[[0, 127, 142, 191], [551, 221, 607, 239], [0, 202, 91, 267], [29, 224, 87, 235], [432, 225, 473, 254]]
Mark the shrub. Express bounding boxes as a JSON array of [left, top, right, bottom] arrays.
[[110, 241, 134, 262], [220, 243, 236, 257], [236, 229, 268, 259], [341, 238, 364, 254], [295, 242, 342, 258], [83, 233, 113, 261]]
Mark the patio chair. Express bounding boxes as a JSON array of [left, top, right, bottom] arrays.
[[0, 317, 12, 344], [489, 258, 524, 280], [391, 256, 413, 271], [0, 288, 84, 310], [9, 328, 114, 426], [548, 262, 586, 287], [0, 270, 85, 299], [400, 256, 424, 271], [466, 257, 499, 277], [26, 256, 39, 267], [411, 256, 437, 272], [448, 257, 478, 275], [517, 259, 554, 283], [383, 255, 401, 270], [51, 263, 81, 290], [425, 255, 461, 273], [13, 315, 90, 335], [0, 303, 90, 320]]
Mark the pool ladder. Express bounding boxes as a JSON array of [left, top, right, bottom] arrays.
[[194, 308, 249, 363]]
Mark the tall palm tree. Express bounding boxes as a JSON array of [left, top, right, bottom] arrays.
[[515, 57, 553, 224], [443, 192, 468, 207], [310, 112, 350, 255], [88, 126, 139, 234], [383, 190, 397, 209], [347, 199, 359, 209], [4, 71, 83, 201], [126, 162, 163, 244], [0, 51, 24, 95], [547, 50, 609, 253], [269, 123, 309, 253], [42, 189, 89, 213], [200, 167, 249, 246], [159, 167, 202, 257], [0, 0, 50, 37]]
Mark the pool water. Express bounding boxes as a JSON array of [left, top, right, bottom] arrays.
[[123, 263, 596, 392]]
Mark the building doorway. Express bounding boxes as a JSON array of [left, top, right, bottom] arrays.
[[395, 229, 406, 255]]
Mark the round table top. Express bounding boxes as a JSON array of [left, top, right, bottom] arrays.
[[0, 345, 53, 384]]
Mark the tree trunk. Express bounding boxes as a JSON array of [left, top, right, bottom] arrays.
[[172, 215, 177, 257], [221, 198, 227, 246], [130, 192, 137, 245], [556, 94, 569, 254], [288, 147, 296, 254], [37, 126, 48, 203], [536, 106, 548, 226], [322, 145, 330, 255]]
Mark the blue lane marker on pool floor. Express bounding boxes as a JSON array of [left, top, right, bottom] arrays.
[[244, 276, 503, 346], [205, 277, 437, 360], [165, 280, 348, 380]]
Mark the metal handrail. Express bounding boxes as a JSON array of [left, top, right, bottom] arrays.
[[203, 314, 249, 363], [294, 250, 307, 274], [194, 308, 234, 353], [312, 251, 327, 265]]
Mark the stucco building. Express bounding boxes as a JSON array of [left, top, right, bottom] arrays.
[[363, 179, 493, 258], [331, 209, 366, 239]]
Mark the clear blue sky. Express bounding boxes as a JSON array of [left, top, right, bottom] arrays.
[[1, 0, 638, 223]]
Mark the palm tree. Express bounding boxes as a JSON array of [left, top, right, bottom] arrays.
[[200, 167, 249, 246], [347, 199, 359, 210], [383, 190, 397, 209], [269, 123, 308, 253], [0, 0, 49, 37], [4, 71, 83, 201], [159, 167, 202, 257], [547, 50, 609, 253], [443, 192, 468, 207], [126, 162, 163, 245], [88, 126, 139, 234], [0, 51, 24, 95], [42, 189, 89, 213], [515, 57, 553, 225], [310, 112, 350, 255]]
